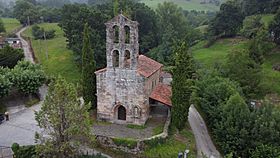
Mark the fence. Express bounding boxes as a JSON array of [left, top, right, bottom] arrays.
[[0, 146, 13, 158]]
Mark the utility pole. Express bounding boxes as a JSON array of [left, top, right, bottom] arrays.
[[44, 31, 48, 60], [27, 16, 30, 26]]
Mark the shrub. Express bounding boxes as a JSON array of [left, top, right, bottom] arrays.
[[112, 138, 138, 149], [11, 143, 36, 158], [11, 61, 46, 95], [0, 45, 24, 68], [32, 25, 55, 40], [144, 137, 167, 148]]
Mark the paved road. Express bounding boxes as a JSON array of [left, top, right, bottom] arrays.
[[188, 105, 221, 158], [15, 26, 35, 63]]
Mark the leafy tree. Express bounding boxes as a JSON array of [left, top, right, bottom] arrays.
[[0, 45, 24, 68], [248, 28, 276, 64], [82, 23, 96, 108], [11, 61, 46, 95], [0, 68, 12, 98], [0, 18, 5, 33], [241, 15, 263, 38], [208, 1, 244, 37], [13, 0, 40, 24], [35, 77, 93, 158], [224, 50, 262, 99], [250, 144, 280, 158], [171, 42, 196, 130], [32, 25, 55, 40], [213, 94, 252, 157], [269, 9, 280, 45]]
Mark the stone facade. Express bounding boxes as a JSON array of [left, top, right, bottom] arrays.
[[95, 14, 163, 125]]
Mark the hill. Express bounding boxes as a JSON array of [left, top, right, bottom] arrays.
[[140, 0, 223, 11]]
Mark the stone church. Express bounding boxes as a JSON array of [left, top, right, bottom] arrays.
[[95, 14, 171, 125]]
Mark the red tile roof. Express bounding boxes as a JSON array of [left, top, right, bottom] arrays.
[[95, 55, 163, 78], [137, 55, 163, 77], [150, 83, 172, 107]]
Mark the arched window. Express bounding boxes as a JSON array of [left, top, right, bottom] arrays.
[[113, 50, 119, 68], [124, 25, 130, 44], [113, 25, 119, 43], [124, 50, 130, 68]]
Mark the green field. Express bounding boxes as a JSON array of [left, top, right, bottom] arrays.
[[192, 38, 280, 95], [2, 18, 21, 34], [22, 23, 81, 83], [140, 0, 221, 11]]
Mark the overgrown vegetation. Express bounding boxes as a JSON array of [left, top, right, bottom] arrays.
[[112, 138, 138, 149], [0, 45, 24, 68], [32, 24, 55, 40]]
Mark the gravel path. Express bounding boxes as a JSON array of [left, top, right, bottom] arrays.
[[16, 26, 35, 63], [188, 105, 221, 158]]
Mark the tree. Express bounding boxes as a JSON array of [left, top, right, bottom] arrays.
[[250, 144, 280, 158], [35, 77, 93, 158], [269, 9, 280, 45], [224, 50, 262, 99], [248, 28, 276, 64], [213, 94, 252, 157], [0, 18, 5, 33], [0, 45, 24, 68], [82, 23, 96, 108], [0, 68, 12, 98], [11, 61, 46, 95], [241, 15, 263, 38], [32, 25, 55, 40], [208, 1, 244, 37], [171, 42, 196, 130], [13, 0, 40, 24]]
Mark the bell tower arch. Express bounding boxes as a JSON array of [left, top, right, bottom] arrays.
[[105, 14, 139, 70]]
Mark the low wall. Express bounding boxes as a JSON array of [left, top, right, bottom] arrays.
[[95, 109, 171, 154]]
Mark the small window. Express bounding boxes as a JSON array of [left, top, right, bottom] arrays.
[[124, 50, 130, 68]]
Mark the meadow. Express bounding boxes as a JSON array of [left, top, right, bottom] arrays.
[[140, 0, 221, 11], [22, 23, 81, 83], [2, 18, 21, 34]]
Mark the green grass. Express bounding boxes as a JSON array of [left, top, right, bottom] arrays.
[[126, 124, 147, 129], [144, 127, 196, 158], [192, 38, 249, 67], [112, 138, 138, 149], [140, 0, 221, 11], [24, 98, 40, 107], [192, 37, 280, 95], [2, 18, 21, 35], [152, 124, 164, 135], [22, 23, 81, 83]]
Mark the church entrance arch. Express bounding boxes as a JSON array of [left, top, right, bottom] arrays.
[[117, 105, 126, 120]]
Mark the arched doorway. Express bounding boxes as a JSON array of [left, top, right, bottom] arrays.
[[117, 106, 126, 120]]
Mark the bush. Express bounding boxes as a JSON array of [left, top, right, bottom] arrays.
[[0, 45, 24, 68], [11, 143, 36, 158], [112, 138, 138, 149], [32, 25, 55, 40], [11, 61, 46, 95], [0, 67, 12, 98], [144, 137, 167, 148]]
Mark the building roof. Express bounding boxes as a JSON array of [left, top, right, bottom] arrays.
[[137, 55, 163, 77], [150, 83, 172, 107], [95, 55, 163, 78]]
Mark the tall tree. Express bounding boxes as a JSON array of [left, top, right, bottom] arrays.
[[81, 23, 96, 108], [13, 0, 40, 24], [269, 9, 280, 45], [171, 42, 196, 130], [35, 77, 93, 158], [0, 18, 5, 33], [208, 1, 244, 37], [225, 49, 262, 99]]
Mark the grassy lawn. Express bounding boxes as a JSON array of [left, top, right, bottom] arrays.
[[22, 23, 81, 83], [140, 0, 220, 11], [144, 126, 196, 158], [192, 37, 280, 95], [2, 18, 21, 35], [192, 38, 249, 67]]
